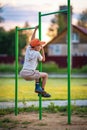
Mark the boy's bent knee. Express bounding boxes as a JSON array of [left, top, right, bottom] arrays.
[[44, 73, 48, 79], [40, 72, 48, 78], [46, 73, 48, 78]]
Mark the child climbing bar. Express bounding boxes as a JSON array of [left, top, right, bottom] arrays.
[[20, 25, 51, 97]]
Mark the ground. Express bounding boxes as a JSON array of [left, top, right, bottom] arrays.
[[0, 112, 87, 130]]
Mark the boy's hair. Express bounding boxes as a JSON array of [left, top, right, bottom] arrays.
[[30, 38, 45, 47]]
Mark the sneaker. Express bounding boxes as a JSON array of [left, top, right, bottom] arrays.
[[42, 91, 51, 98], [38, 91, 51, 98], [35, 87, 44, 94]]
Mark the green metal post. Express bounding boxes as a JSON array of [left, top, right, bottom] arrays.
[[41, 9, 67, 17], [18, 27, 36, 31], [38, 12, 42, 120], [15, 26, 37, 116], [15, 26, 18, 115], [67, 0, 71, 124]]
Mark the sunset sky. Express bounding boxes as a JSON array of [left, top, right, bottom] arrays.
[[0, 0, 87, 41]]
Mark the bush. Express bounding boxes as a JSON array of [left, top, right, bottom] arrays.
[[0, 63, 87, 74], [42, 61, 58, 73], [0, 63, 22, 73], [0, 64, 15, 73], [0, 62, 58, 73], [81, 65, 87, 73]]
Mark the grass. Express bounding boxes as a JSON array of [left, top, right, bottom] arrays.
[[0, 77, 87, 101], [0, 104, 87, 115]]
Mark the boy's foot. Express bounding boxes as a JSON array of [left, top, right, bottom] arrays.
[[35, 87, 44, 94], [38, 91, 51, 98], [42, 91, 51, 97]]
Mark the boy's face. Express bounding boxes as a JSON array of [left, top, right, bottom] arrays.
[[34, 45, 41, 51]]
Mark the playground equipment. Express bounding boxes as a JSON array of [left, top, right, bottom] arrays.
[[15, 0, 71, 124]]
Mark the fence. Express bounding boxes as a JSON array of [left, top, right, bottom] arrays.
[[46, 56, 87, 68]]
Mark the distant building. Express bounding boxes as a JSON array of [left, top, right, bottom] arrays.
[[45, 25, 87, 68]]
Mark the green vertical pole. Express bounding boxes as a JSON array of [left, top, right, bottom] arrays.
[[38, 12, 42, 120], [67, 0, 71, 124], [15, 26, 18, 115]]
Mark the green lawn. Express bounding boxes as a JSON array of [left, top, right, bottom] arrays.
[[0, 78, 87, 101]]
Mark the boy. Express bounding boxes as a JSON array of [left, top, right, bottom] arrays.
[[20, 26, 51, 97]]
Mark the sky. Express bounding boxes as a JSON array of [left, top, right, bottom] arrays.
[[0, 0, 87, 41]]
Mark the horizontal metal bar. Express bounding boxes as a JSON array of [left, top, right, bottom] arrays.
[[17, 27, 36, 31], [41, 9, 68, 17]]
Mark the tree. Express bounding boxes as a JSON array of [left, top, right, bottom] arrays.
[[77, 9, 87, 29], [0, 27, 27, 56], [18, 30, 27, 56], [0, 27, 7, 54], [47, 5, 70, 39], [0, 3, 4, 23], [46, 15, 58, 39], [47, 13, 67, 39], [22, 21, 33, 43], [57, 13, 67, 34]]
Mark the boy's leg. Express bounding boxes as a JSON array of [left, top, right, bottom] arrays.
[[35, 79, 44, 94], [35, 71, 47, 92], [39, 72, 48, 90], [39, 72, 51, 97], [34, 71, 51, 97]]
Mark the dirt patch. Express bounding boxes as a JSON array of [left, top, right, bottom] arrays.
[[0, 112, 87, 130]]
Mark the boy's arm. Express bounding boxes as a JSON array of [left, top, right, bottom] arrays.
[[31, 26, 38, 40], [41, 46, 45, 62]]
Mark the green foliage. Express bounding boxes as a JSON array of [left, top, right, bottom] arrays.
[[48, 102, 56, 112], [77, 9, 87, 28], [58, 14, 67, 34], [0, 4, 4, 23], [18, 31, 27, 56], [0, 62, 59, 73], [18, 105, 38, 113], [72, 65, 87, 73], [71, 104, 87, 115], [0, 108, 14, 115], [0, 63, 22, 73], [47, 102, 67, 113], [0, 27, 8, 54], [0, 105, 87, 116], [47, 102, 60, 113], [41, 61, 58, 73], [0, 27, 27, 56], [81, 65, 87, 73], [0, 63, 87, 74]]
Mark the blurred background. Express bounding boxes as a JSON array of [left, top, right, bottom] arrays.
[[0, 0, 87, 68], [0, 0, 87, 104]]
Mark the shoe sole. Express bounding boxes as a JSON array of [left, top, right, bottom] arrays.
[[38, 93, 51, 98], [42, 95, 51, 98], [35, 90, 44, 94], [35, 91, 51, 98]]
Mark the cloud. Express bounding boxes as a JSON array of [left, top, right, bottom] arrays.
[[2, 5, 53, 23], [2, 5, 38, 22], [1, 0, 87, 41], [1, 4, 52, 42], [72, 13, 81, 20]]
